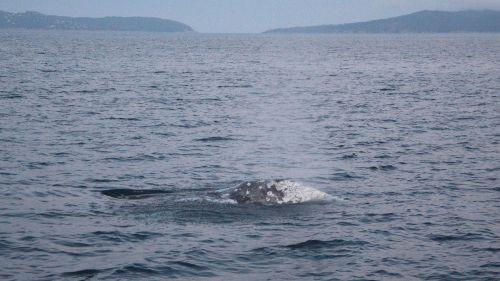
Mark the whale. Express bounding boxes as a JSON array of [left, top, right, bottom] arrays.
[[213, 179, 332, 205], [101, 188, 172, 199], [101, 179, 332, 205]]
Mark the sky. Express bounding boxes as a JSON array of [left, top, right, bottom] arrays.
[[0, 0, 499, 33]]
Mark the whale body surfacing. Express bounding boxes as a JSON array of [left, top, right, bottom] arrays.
[[216, 179, 332, 205], [100, 179, 334, 205]]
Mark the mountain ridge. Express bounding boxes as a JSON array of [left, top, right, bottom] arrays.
[[0, 10, 194, 32], [265, 10, 500, 33]]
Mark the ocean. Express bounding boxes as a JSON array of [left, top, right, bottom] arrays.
[[0, 30, 499, 280]]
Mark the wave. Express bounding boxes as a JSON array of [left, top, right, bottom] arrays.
[[429, 233, 483, 242], [285, 239, 368, 250], [217, 84, 252, 88], [247, 238, 368, 260], [194, 136, 235, 142], [61, 268, 103, 277], [86, 230, 163, 242]]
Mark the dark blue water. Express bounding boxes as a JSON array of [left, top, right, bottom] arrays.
[[0, 30, 499, 280]]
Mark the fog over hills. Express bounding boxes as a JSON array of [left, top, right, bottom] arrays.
[[265, 10, 500, 33], [0, 10, 193, 32]]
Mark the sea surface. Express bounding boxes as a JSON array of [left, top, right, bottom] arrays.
[[0, 30, 499, 280]]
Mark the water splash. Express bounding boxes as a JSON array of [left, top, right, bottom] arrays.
[[213, 180, 335, 205]]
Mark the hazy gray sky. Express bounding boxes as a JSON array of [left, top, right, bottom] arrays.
[[1, 0, 499, 33]]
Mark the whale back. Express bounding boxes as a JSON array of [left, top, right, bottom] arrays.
[[225, 179, 332, 204], [100, 179, 333, 205], [228, 180, 285, 204]]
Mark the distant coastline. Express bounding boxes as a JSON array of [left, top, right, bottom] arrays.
[[1, 9, 499, 34], [265, 10, 500, 33], [0, 10, 194, 32]]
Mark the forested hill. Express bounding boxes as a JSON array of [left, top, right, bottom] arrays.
[[0, 10, 194, 32], [265, 10, 500, 33]]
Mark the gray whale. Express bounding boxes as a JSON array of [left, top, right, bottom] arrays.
[[101, 179, 333, 205]]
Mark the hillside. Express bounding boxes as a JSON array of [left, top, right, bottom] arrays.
[[265, 10, 500, 33], [0, 10, 193, 32]]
